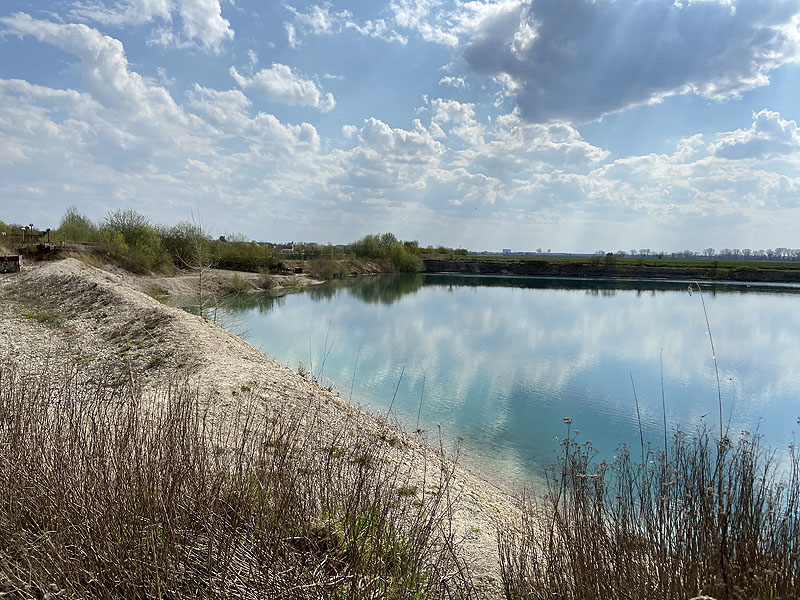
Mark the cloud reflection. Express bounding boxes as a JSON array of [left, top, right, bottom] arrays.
[[220, 275, 800, 480]]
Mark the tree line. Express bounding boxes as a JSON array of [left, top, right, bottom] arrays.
[[0, 208, 469, 274], [595, 247, 800, 261]]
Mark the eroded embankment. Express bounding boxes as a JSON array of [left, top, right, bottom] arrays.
[[0, 258, 519, 598], [424, 258, 800, 283]]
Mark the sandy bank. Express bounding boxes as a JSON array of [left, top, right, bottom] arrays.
[[0, 258, 520, 598]]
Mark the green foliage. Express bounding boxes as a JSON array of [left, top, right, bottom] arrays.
[[99, 229, 128, 255], [348, 233, 424, 272], [306, 258, 351, 280], [0, 219, 18, 235], [222, 273, 252, 295], [56, 206, 99, 242], [257, 268, 273, 290], [349, 233, 388, 258], [23, 309, 64, 327], [100, 209, 171, 273], [390, 244, 424, 272], [212, 237, 275, 271], [160, 221, 211, 269]]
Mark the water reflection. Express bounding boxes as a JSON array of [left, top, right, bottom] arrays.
[[302, 273, 425, 305], [215, 274, 800, 481]]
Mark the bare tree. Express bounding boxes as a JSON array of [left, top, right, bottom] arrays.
[[169, 218, 215, 319]]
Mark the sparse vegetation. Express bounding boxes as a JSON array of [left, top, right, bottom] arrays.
[[498, 420, 800, 600], [306, 258, 353, 280], [257, 268, 274, 290], [21, 308, 64, 326], [0, 358, 475, 599], [221, 273, 252, 295]]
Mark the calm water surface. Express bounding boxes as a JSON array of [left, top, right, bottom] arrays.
[[214, 274, 800, 482]]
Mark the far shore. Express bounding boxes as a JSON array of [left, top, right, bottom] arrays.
[[423, 256, 800, 284]]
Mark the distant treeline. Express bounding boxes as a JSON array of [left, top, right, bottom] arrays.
[[594, 247, 800, 261], [0, 208, 467, 275]]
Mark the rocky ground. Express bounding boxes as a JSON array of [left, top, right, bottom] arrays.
[[0, 258, 521, 598]]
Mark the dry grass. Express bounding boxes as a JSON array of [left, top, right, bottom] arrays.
[[498, 420, 800, 600], [0, 357, 477, 599]]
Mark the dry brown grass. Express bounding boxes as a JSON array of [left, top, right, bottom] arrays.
[[0, 357, 477, 599], [498, 420, 800, 600]]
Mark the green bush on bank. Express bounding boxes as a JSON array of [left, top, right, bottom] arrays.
[[211, 234, 275, 271], [45, 209, 445, 276], [348, 233, 424, 272], [100, 209, 171, 274], [390, 243, 424, 272], [57, 206, 99, 243]]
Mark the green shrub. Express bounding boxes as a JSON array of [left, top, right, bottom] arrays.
[[222, 273, 252, 295], [160, 221, 211, 269], [211, 236, 274, 272], [390, 244, 424, 272], [257, 268, 274, 289], [306, 258, 350, 280], [100, 209, 171, 273], [56, 206, 99, 243]]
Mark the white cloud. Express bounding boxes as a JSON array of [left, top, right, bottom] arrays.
[[577, 135, 800, 216], [186, 84, 252, 130], [186, 83, 321, 151], [460, 0, 800, 122], [344, 18, 407, 44], [177, 0, 234, 52], [3, 8, 800, 250], [284, 2, 407, 46], [70, 0, 233, 53], [390, 0, 524, 47], [430, 97, 483, 145], [1, 14, 193, 131], [71, 0, 173, 26], [431, 105, 609, 181], [389, 0, 458, 46], [230, 64, 335, 112], [439, 75, 467, 89], [332, 117, 444, 193], [285, 22, 297, 47], [710, 110, 800, 160]]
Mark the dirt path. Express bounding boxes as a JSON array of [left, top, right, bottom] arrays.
[[0, 258, 521, 598]]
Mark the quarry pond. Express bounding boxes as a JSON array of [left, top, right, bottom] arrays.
[[215, 273, 800, 482]]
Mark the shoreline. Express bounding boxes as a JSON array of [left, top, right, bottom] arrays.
[[0, 258, 519, 598], [424, 257, 800, 284]]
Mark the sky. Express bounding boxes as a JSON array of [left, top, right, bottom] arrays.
[[1, 0, 799, 252]]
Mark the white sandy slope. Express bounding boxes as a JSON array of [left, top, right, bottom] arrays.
[[0, 258, 521, 598]]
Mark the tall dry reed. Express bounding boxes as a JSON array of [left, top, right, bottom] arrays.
[[498, 419, 799, 600], [0, 357, 475, 599]]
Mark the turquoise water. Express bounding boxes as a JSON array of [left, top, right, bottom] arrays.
[[214, 274, 800, 481]]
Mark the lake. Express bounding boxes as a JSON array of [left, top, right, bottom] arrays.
[[212, 274, 800, 483]]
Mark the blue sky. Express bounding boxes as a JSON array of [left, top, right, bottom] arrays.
[[1, 0, 799, 252]]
